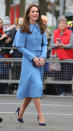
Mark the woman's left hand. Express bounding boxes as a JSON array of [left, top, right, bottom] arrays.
[[39, 58, 45, 66]]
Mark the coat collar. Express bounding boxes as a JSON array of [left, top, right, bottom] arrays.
[[57, 27, 68, 35], [30, 23, 40, 32]]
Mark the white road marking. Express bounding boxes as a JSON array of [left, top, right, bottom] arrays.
[[0, 112, 73, 116], [0, 95, 73, 97], [0, 103, 73, 107]]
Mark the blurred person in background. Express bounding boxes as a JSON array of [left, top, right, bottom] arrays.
[[41, 15, 48, 25], [0, 17, 13, 94], [41, 15, 51, 92], [41, 15, 50, 41], [0, 18, 4, 35], [50, 16, 73, 96], [0, 17, 24, 56], [0, 18, 4, 46], [67, 20, 73, 32], [0, 17, 24, 94], [11, 17, 24, 57], [41, 15, 51, 59], [67, 19, 73, 93], [3, 16, 11, 32], [9, 17, 24, 85], [0, 18, 5, 94]]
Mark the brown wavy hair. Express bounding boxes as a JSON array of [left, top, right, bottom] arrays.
[[21, 4, 46, 34]]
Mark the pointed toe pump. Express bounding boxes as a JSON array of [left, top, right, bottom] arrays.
[[39, 122, 46, 126], [37, 116, 46, 126], [16, 107, 24, 123], [17, 118, 24, 123]]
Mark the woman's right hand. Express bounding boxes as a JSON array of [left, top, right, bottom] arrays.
[[33, 57, 40, 67]]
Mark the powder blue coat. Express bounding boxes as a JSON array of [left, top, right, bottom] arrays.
[[13, 24, 48, 99]]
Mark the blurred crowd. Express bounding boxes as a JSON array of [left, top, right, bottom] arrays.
[[0, 16, 24, 94], [0, 15, 73, 96], [44, 16, 73, 96]]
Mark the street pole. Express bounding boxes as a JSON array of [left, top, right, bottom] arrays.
[[25, 0, 38, 10], [59, 0, 64, 16], [52, 3, 55, 32]]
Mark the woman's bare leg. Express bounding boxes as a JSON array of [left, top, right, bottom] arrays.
[[18, 97, 32, 119], [33, 98, 45, 123]]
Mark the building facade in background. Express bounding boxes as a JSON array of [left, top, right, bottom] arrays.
[[10, 0, 20, 24], [25, 0, 38, 10], [66, 0, 73, 13], [0, 0, 6, 20], [0, 0, 73, 26]]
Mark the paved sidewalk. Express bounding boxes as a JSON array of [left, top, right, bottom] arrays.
[[0, 95, 73, 131]]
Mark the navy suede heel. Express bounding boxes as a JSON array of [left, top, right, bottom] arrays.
[[16, 107, 24, 123], [37, 116, 46, 126], [17, 118, 24, 123]]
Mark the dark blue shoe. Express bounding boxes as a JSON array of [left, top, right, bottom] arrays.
[[37, 116, 46, 126], [17, 118, 24, 123], [16, 107, 24, 123], [39, 122, 46, 126], [15, 107, 20, 116]]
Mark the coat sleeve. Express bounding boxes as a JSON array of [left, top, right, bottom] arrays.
[[50, 33, 57, 48], [13, 29, 35, 60], [64, 32, 73, 49], [40, 31, 48, 59]]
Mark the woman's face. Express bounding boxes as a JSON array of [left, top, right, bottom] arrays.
[[58, 20, 67, 31], [29, 6, 39, 24]]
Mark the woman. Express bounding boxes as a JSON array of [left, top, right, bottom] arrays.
[[13, 4, 48, 126], [51, 16, 73, 96]]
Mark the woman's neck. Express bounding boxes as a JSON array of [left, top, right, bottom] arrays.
[[30, 20, 36, 25], [59, 28, 66, 33]]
